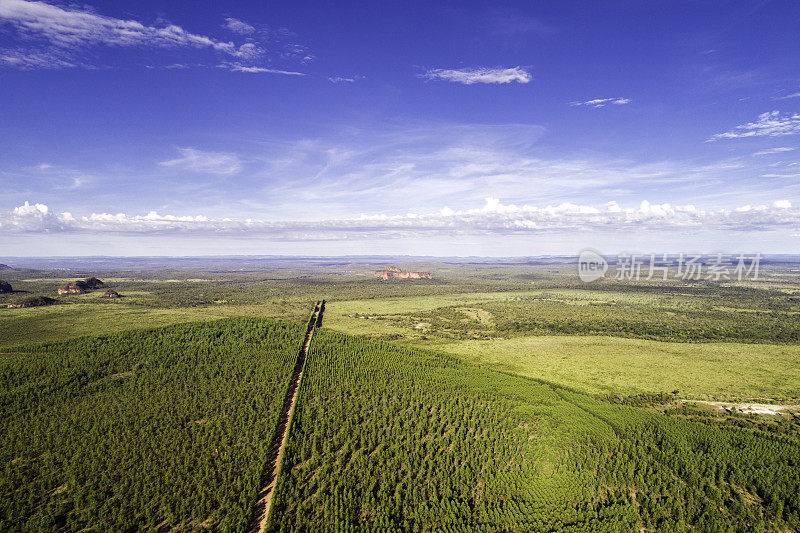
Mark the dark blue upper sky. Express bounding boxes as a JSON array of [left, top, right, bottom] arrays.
[[1, 0, 799, 255]]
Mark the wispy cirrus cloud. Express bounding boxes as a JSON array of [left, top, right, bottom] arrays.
[[159, 148, 243, 175], [0, 0, 310, 72], [0, 47, 79, 68], [760, 173, 800, 179], [4, 123, 796, 229], [0, 0, 250, 56], [420, 66, 531, 85], [774, 91, 800, 100], [2, 198, 797, 238], [569, 97, 631, 108], [328, 75, 362, 83], [753, 147, 795, 156], [709, 111, 800, 141], [218, 62, 306, 76]]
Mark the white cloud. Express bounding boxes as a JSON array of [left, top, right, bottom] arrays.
[[3, 198, 798, 238], [753, 147, 795, 156], [328, 76, 356, 83], [0, 1, 308, 70], [159, 148, 243, 175], [775, 91, 800, 100], [232, 122, 800, 223], [219, 62, 305, 76], [570, 97, 631, 108], [223, 17, 254, 35], [0, 0, 247, 54], [709, 111, 800, 141], [420, 66, 531, 85], [12, 200, 48, 216], [0, 47, 78, 68]]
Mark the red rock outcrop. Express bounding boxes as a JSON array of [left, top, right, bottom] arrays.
[[58, 282, 87, 295], [374, 270, 432, 280], [101, 289, 120, 298]]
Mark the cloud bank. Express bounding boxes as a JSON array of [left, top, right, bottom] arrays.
[[2, 199, 797, 240], [420, 67, 532, 85]]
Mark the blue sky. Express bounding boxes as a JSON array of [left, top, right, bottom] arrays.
[[1, 0, 799, 256]]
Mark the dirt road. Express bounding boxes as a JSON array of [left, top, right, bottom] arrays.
[[248, 301, 323, 533], [684, 400, 800, 416]]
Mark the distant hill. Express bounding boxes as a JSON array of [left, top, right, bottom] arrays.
[[7, 296, 56, 309], [83, 277, 105, 289]]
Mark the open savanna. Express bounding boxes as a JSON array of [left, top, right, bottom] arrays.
[[0, 300, 306, 350], [439, 335, 800, 401], [3, 263, 799, 402], [322, 284, 800, 401]]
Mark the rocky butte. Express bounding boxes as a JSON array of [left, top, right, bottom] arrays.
[[58, 281, 88, 295], [57, 277, 105, 295], [374, 266, 432, 280]]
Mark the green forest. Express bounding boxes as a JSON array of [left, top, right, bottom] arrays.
[[269, 331, 799, 532], [0, 318, 303, 531]]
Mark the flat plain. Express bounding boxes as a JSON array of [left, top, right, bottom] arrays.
[[1, 258, 799, 531]]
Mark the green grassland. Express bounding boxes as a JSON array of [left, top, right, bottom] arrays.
[[325, 286, 800, 344], [0, 267, 535, 349], [320, 282, 800, 401], [0, 300, 305, 350], [439, 335, 800, 400]]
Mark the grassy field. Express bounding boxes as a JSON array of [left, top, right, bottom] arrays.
[[0, 303, 291, 349], [0, 301, 320, 350], [321, 284, 800, 401], [439, 335, 800, 401]]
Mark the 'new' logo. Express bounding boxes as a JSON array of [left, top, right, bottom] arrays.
[[578, 249, 608, 282]]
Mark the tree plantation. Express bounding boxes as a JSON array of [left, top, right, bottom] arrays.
[[0, 319, 303, 531], [0, 279, 798, 531], [268, 331, 800, 532]]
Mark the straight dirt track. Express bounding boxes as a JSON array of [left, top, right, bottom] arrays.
[[248, 300, 323, 533]]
